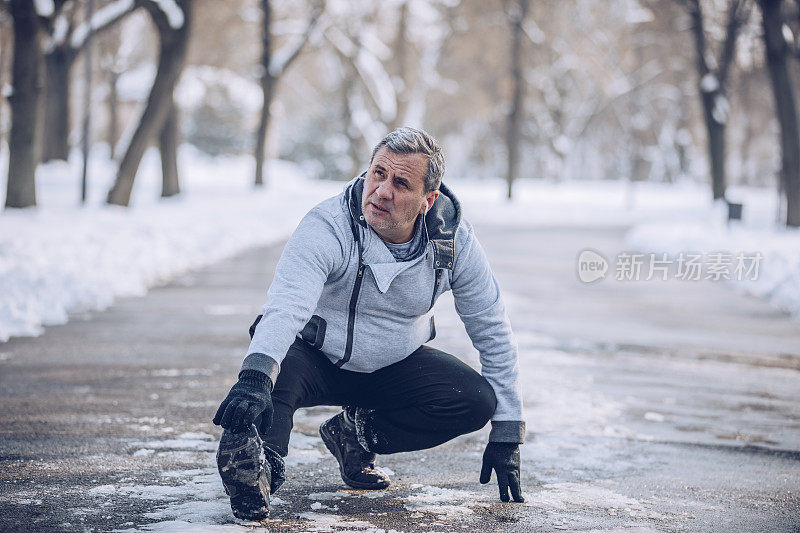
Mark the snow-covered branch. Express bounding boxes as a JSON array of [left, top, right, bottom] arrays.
[[33, 0, 55, 17], [71, 0, 137, 50], [268, 1, 325, 78], [48, 10, 70, 48], [150, 0, 183, 29], [323, 26, 397, 123], [354, 47, 396, 123]]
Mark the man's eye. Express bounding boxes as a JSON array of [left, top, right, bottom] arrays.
[[396, 180, 408, 189]]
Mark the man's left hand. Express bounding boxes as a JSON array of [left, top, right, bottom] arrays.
[[479, 442, 524, 502]]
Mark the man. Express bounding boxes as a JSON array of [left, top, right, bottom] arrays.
[[213, 127, 525, 520]]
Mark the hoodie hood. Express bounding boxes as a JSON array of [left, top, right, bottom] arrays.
[[345, 175, 462, 271]]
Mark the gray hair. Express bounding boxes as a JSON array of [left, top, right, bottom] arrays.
[[370, 127, 445, 193]]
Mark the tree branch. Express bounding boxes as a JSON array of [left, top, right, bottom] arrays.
[[718, 0, 750, 85], [269, 0, 325, 78], [683, 0, 711, 77], [137, 0, 179, 35], [71, 0, 138, 52]]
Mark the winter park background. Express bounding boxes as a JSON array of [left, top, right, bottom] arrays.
[[1, 0, 800, 532]]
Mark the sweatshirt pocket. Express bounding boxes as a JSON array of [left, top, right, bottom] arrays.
[[249, 314, 263, 340], [300, 314, 327, 350]]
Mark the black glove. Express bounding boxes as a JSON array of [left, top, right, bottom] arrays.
[[480, 442, 524, 503], [213, 369, 273, 433]]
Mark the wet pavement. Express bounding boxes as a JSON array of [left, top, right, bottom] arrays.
[[1, 222, 799, 532]]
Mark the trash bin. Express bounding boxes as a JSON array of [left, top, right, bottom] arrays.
[[727, 201, 743, 223]]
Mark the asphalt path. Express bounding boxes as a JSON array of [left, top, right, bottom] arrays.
[[1, 222, 798, 532]]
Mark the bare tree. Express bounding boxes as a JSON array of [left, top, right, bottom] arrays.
[[40, 0, 77, 162], [106, 0, 192, 206], [96, 23, 123, 158], [388, 1, 411, 132], [505, 0, 529, 199], [254, 0, 324, 186], [322, 1, 451, 176], [0, 5, 12, 148], [323, 4, 392, 159], [759, 0, 800, 226], [79, 0, 94, 204], [159, 102, 180, 197], [5, 0, 44, 208], [679, 0, 750, 200], [336, 45, 367, 178], [41, 0, 138, 162]]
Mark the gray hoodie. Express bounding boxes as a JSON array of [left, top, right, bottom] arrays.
[[242, 177, 525, 443]]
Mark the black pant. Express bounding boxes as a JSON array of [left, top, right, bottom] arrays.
[[257, 339, 497, 457]]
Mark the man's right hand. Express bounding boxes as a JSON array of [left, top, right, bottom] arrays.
[[213, 369, 273, 432]]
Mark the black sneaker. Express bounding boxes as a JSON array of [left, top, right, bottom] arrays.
[[319, 412, 390, 490], [216, 425, 270, 520]]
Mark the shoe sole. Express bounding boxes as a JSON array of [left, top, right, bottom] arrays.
[[217, 428, 270, 520], [319, 421, 390, 490]]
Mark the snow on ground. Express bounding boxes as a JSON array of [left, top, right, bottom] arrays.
[[453, 177, 713, 229], [403, 484, 487, 516], [135, 432, 217, 452], [451, 178, 800, 318], [2, 140, 797, 344], [0, 144, 341, 342], [624, 192, 800, 316], [4, 156, 791, 529], [95, 431, 324, 532]]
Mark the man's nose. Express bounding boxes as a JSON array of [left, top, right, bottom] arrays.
[[376, 180, 392, 199]]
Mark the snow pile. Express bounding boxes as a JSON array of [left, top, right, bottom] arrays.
[[295, 513, 376, 532], [523, 481, 689, 523], [136, 432, 217, 452], [112, 468, 241, 531], [625, 191, 800, 316], [0, 144, 341, 342], [97, 432, 328, 531], [404, 484, 486, 517], [525, 482, 641, 511]]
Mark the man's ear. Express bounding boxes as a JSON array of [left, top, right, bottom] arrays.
[[421, 190, 440, 214]]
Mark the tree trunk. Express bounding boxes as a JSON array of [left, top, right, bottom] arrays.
[[254, 77, 275, 186], [159, 102, 180, 197], [686, 0, 748, 200], [253, 0, 321, 185], [0, 17, 12, 148], [506, 0, 528, 200], [687, 2, 726, 200], [80, 0, 95, 205], [677, 100, 690, 178], [254, 0, 274, 187], [107, 70, 120, 158], [760, 0, 800, 227], [343, 65, 362, 178], [700, 89, 727, 200], [334, 46, 364, 178], [106, 0, 192, 206], [41, 2, 136, 164], [6, 0, 42, 209], [389, 1, 410, 131], [42, 47, 75, 162]]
